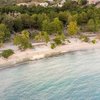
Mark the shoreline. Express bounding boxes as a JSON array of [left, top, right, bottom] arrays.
[[0, 39, 100, 69]]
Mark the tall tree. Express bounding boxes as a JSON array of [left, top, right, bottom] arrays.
[[0, 24, 10, 42], [42, 20, 51, 34], [87, 18, 100, 32], [13, 17, 23, 32], [67, 21, 79, 35], [50, 18, 63, 34], [14, 30, 32, 50]]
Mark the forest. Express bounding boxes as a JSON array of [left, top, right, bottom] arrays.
[[0, 0, 100, 51]]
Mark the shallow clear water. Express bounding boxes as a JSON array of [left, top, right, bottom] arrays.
[[0, 49, 100, 100]]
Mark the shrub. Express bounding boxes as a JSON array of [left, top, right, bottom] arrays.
[[14, 30, 32, 50], [67, 39, 71, 43], [51, 43, 56, 49], [0, 24, 10, 42], [79, 35, 89, 42], [53, 37, 62, 45], [91, 39, 96, 44], [1, 49, 14, 58], [67, 21, 79, 36], [34, 32, 50, 43], [83, 36, 89, 42]]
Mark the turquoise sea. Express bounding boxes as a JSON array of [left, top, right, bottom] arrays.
[[0, 49, 100, 100]]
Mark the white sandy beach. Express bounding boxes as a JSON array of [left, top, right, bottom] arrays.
[[0, 38, 100, 68]]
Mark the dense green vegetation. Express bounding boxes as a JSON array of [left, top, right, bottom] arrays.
[[0, 24, 10, 43], [0, 0, 100, 50], [14, 30, 32, 50], [1, 49, 14, 58]]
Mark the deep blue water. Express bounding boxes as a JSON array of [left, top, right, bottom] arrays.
[[0, 49, 100, 100]]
